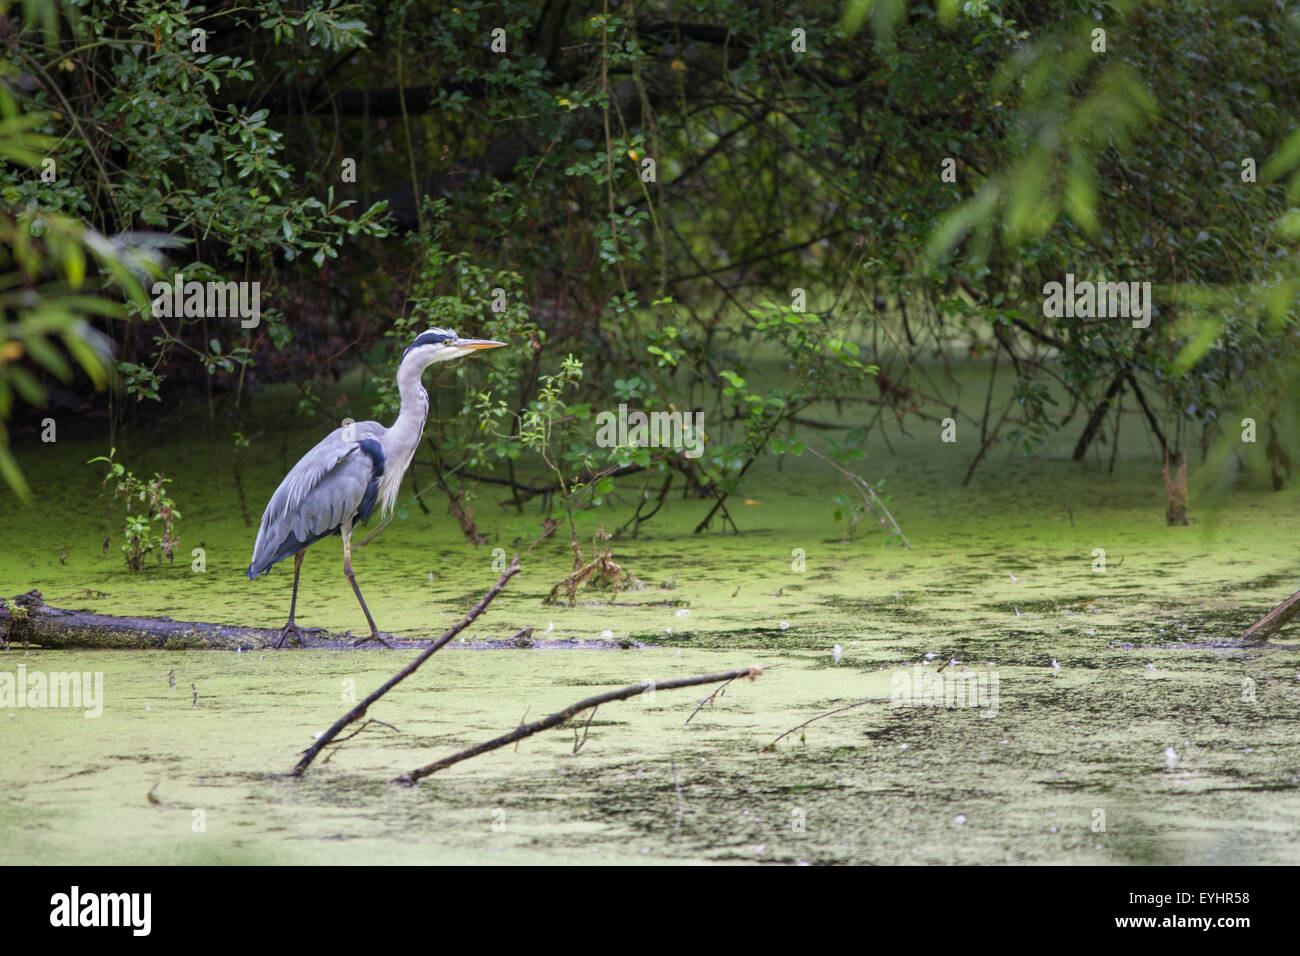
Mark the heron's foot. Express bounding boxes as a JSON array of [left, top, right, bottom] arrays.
[[276, 622, 328, 649], [353, 630, 396, 649]]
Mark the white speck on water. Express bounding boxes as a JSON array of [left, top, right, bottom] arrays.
[[1050, 659, 1060, 669], [1164, 746, 1178, 769], [600, 629, 613, 638], [953, 814, 967, 827], [675, 608, 690, 617], [779, 621, 790, 630], [832, 644, 842, 663]]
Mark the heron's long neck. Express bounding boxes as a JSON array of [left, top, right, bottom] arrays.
[[374, 357, 431, 517], [386, 356, 431, 459]]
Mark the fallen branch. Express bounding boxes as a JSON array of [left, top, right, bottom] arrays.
[[762, 698, 887, 751], [289, 556, 521, 777], [0, 589, 289, 650], [394, 665, 767, 784], [1241, 586, 1300, 646]]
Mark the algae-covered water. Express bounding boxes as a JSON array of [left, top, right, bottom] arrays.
[[3, 358, 1299, 864]]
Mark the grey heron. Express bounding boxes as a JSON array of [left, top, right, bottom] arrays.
[[246, 328, 506, 647]]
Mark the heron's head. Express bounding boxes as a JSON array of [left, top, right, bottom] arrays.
[[401, 327, 506, 368]]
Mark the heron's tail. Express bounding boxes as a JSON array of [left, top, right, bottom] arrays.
[[246, 527, 285, 580], [247, 525, 319, 581], [246, 541, 287, 580]]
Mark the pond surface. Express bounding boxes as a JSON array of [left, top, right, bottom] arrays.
[[3, 367, 1299, 864]]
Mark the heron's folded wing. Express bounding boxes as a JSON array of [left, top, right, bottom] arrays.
[[249, 429, 377, 572]]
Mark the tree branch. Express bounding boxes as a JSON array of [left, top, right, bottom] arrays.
[[290, 556, 521, 777], [394, 665, 766, 784]]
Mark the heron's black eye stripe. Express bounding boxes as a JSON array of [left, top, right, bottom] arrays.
[[402, 329, 457, 361], [410, 330, 455, 350]]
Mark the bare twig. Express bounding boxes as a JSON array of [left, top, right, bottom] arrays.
[[394, 665, 767, 784], [806, 447, 911, 549], [321, 719, 400, 764], [684, 676, 736, 724], [671, 758, 687, 839], [762, 698, 887, 751], [289, 556, 521, 777], [572, 705, 599, 754]]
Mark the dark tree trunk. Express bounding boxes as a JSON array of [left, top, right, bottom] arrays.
[[1072, 371, 1126, 461]]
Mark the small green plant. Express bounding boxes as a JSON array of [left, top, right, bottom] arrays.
[[88, 449, 181, 571]]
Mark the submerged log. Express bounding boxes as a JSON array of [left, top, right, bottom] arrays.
[[0, 589, 287, 650], [1241, 586, 1300, 646], [1, 579, 624, 653]]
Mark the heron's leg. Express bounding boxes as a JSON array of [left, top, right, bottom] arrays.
[[276, 550, 326, 648], [341, 526, 394, 649], [286, 549, 305, 623]]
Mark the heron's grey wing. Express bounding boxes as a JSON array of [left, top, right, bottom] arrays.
[[246, 424, 384, 578]]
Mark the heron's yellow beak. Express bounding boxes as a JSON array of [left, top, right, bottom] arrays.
[[455, 338, 507, 351]]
